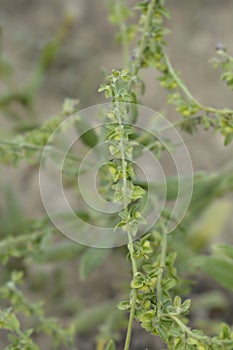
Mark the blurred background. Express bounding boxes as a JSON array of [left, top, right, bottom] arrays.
[[0, 0, 233, 349]]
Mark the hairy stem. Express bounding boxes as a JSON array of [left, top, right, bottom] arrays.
[[131, 0, 157, 78], [0, 231, 43, 249], [164, 54, 233, 116], [156, 225, 167, 316], [123, 236, 137, 350], [114, 102, 138, 350], [0, 139, 86, 163], [121, 2, 157, 348], [157, 115, 216, 133], [170, 315, 233, 346]]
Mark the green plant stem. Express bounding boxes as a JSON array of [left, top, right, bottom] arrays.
[[0, 139, 47, 152], [0, 231, 44, 250], [169, 315, 233, 346], [160, 116, 201, 132], [131, 0, 157, 78], [0, 139, 86, 164], [0, 93, 29, 108], [119, 3, 158, 348], [157, 114, 216, 133], [164, 54, 233, 116], [123, 236, 137, 350], [171, 315, 201, 340], [114, 101, 138, 350], [156, 225, 167, 316], [113, 92, 138, 350], [164, 54, 200, 105], [114, 106, 139, 350]]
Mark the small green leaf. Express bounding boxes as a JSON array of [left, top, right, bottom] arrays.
[[132, 185, 145, 201], [62, 98, 79, 115], [173, 296, 182, 309], [117, 300, 130, 311], [224, 133, 233, 146], [182, 299, 191, 312], [131, 272, 145, 288], [219, 323, 231, 339], [156, 324, 169, 342], [98, 84, 108, 92]]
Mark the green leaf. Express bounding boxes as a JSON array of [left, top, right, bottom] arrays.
[[132, 185, 145, 201], [182, 299, 191, 312], [156, 324, 169, 342], [161, 278, 176, 291], [188, 199, 232, 251], [173, 296, 182, 309], [198, 255, 233, 291], [134, 1, 150, 11], [219, 323, 231, 339], [130, 272, 145, 288], [117, 300, 130, 311], [62, 98, 79, 115], [105, 339, 116, 350], [0, 309, 20, 331], [0, 187, 25, 235], [80, 248, 111, 279], [224, 133, 233, 146], [213, 243, 233, 260], [74, 118, 98, 148]]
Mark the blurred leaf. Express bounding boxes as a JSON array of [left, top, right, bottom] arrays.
[[192, 290, 228, 311], [197, 255, 233, 291], [73, 301, 117, 333], [0, 187, 25, 235], [213, 243, 233, 260], [105, 339, 116, 350], [187, 199, 232, 251], [37, 241, 86, 263], [74, 118, 99, 148], [117, 300, 130, 311], [80, 247, 111, 279]]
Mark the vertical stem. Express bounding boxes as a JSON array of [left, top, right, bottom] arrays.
[[156, 225, 167, 316], [113, 102, 138, 350], [115, 2, 157, 348], [123, 235, 137, 350], [130, 0, 157, 77], [112, 1, 157, 348]]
